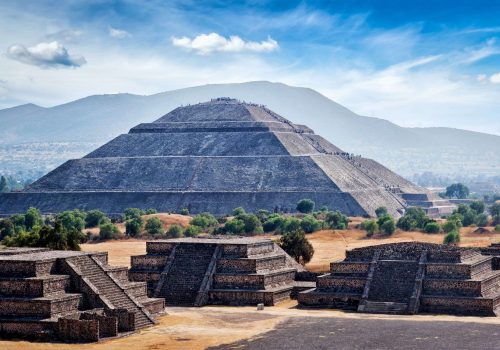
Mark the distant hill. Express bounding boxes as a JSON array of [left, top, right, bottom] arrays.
[[1, 81, 499, 177]]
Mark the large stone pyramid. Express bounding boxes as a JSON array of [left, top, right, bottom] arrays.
[[0, 98, 453, 217]]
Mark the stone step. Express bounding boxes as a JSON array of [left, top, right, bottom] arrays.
[[297, 289, 361, 310], [208, 285, 293, 306], [0, 275, 70, 297], [360, 301, 408, 314]]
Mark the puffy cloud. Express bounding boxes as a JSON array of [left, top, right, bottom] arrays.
[[6, 41, 86, 68], [171, 33, 278, 55], [490, 73, 500, 84], [108, 27, 131, 39]]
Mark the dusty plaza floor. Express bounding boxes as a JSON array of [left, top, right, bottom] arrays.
[[2, 226, 500, 349]]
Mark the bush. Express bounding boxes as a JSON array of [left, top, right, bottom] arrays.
[[296, 199, 315, 214], [25, 207, 43, 230], [125, 218, 143, 237], [232, 207, 246, 216], [145, 208, 157, 215], [470, 201, 485, 214], [278, 229, 314, 265], [300, 215, 321, 233], [281, 217, 302, 233], [325, 211, 349, 230], [191, 212, 218, 229], [224, 219, 245, 234], [490, 203, 500, 225], [424, 222, 441, 233], [145, 217, 163, 235], [124, 208, 144, 220], [319, 206, 328, 212], [263, 215, 285, 232], [396, 208, 430, 231], [442, 220, 459, 233], [375, 207, 388, 218], [180, 208, 190, 216], [56, 210, 85, 231], [443, 230, 460, 244], [239, 214, 263, 234], [99, 223, 121, 240], [362, 220, 378, 237], [0, 219, 15, 240], [85, 210, 106, 228], [167, 224, 184, 238], [256, 209, 270, 223], [380, 218, 396, 235], [184, 225, 200, 237], [475, 213, 489, 227], [462, 210, 476, 227]]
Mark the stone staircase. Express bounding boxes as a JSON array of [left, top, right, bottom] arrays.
[[68, 255, 155, 329], [129, 238, 300, 306]]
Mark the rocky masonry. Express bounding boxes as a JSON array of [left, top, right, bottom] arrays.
[[298, 242, 500, 316], [0, 248, 164, 342], [0, 98, 454, 217], [129, 237, 302, 306]]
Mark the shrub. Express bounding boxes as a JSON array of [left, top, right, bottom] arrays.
[[469, 201, 485, 214], [145, 217, 163, 235], [239, 214, 263, 234], [462, 210, 476, 227], [443, 230, 460, 245], [224, 219, 245, 234], [475, 213, 488, 227], [124, 208, 144, 220], [375, 207, 388, 218], [296, 199, 315, 214], [56, 210, 85, 231], [125, 219, 143, 237], [232, 207, 246, 216], [278, 229, 314, 265], [325, 211, 349, 230], [490, 203, 500, 225], [25, 207, 43, 230], [145, 208, 157, 215], [167, 224, 184, 238], [191, 212, 218, 229], [396, 207, 430, 231], [442, 220, 459, 233], [180, 208, 190, 216], [380, 217, 396, 235], [85, 210, 106, 228], [281, 217, 302, 233], [256, 209, 270, 223], [424, 222, 441, 233], [99, 223, 121, 240], [300, 215, 321, 233], [320, 206, 328, 212], [0, 219, 15, 240], [362, 220, 378, 237], [263, 215, 285, 232], [184, 225, 200, 237]]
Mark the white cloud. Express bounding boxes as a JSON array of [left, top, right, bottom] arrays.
[[490, 73, 500, 84], [108, 27, 131, 39], [171, 33, 278, 55], [6, 41, 86, 68]]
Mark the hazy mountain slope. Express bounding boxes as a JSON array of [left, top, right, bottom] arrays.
[[1, 81, 499, 177]]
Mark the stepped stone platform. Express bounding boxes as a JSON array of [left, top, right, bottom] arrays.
[[298, 242, 500, 316], [0, 248, 164, 343], [0, 98, 453, 218], [128, 237, 303, 306]]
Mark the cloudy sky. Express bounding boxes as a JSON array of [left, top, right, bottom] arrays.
[[1, 0, 500, 134]]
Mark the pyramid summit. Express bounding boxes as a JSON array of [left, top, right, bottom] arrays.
[[0, 98, 453, 217]]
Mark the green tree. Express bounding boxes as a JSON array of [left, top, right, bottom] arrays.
[[85, 210, 106, 228], [262, 214, 285, 232], [191, 212, 218, 229], [300, 215, 321, 233], [99, 222, 121, 240], [124, 208, 145, 220], [469, 201, 485, 214], [238, 214, 263, 234], [125, 218, 143, 237], [145, 208, 157, 215], [224, 219, 245, 234], [145, 217, 163, 235], [25, 207, 43, 230], [325, 211, 348, 230], [56, 210, 85, 231], [0, 219, 15, 239], [296, 199, 315, 214], [424, 222, 441, 233], [184, 225, 200, 237], [375, 207, 388, 218], [443, 230, 460, 245], [475, 213, 489, 227], [396, 207, 430, 231], [362, 220, 379, 237], [442, 220, 459, 233], [278, 229, 314, 265], [281, 217, 302, 233], [380, 217, 396, 235], [180, 208, 190, 216], [490, 203, 500, 225], [232, 207, 246, 216], [462, 210, 476, 227], [445, 183, 469, 199], [167, 224, 184, 238], [0, 176, 8, 192], [10, 214, 26, 233]]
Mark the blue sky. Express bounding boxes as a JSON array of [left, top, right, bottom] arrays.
[[1, 0, 500, 134]]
